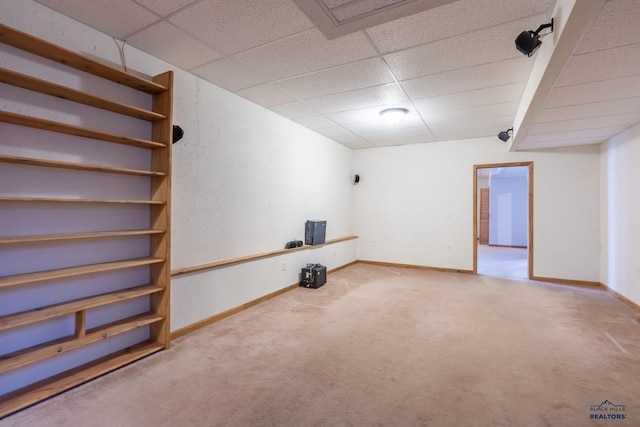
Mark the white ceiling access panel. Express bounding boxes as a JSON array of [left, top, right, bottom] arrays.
[[292, 0, 461, 39]]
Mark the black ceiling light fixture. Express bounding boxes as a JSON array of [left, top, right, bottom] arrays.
[[172, 125, 184, 144], [515, 18, 554, 57], [498, 128, 513, 142]]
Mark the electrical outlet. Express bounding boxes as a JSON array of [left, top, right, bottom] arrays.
[[446, 244, 453, 252], [282, 262, 287, 271]]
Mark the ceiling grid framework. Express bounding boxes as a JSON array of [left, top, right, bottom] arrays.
[[31, 0, 640, 150]]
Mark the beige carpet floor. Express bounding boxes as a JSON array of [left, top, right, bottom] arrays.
[[477, 244, 528, 279], [2, 263, 640, 426]]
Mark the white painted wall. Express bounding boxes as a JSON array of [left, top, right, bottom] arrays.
[[488, 174, 528, 247], [353, 138, 601, 281], [602, 122, 640, 306], [599, 141, 609, 286], [0, 1, 355, 338]]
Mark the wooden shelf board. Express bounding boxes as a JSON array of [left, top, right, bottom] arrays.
[[0, 313, 163, 374], [0, 68, 166, 121], [0, 154, 165, 177], [0, 229, 165, 245], [0, 258, 165, 289], [0, 111, 165, 149], [0, 23, 166, 94], [0, 341, 164, 419], [171, 235, 359, 277], [0, 285, 163, 332], [0, 197, 165, 205]]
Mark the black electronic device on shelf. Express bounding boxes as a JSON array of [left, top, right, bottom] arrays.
[[305, 220, 326, 245]]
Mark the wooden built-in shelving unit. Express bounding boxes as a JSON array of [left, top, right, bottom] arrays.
[[0, 23, 172, 418]]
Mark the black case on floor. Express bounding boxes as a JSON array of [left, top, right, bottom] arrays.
[[300, 264, 327, 288]]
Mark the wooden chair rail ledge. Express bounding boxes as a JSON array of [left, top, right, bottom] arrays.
[[171, 235, 358, 277]]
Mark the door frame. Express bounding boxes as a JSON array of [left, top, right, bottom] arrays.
[[473, 161, 534, 278]]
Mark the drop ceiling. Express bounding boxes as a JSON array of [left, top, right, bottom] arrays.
[[31, 0, 640, 150]]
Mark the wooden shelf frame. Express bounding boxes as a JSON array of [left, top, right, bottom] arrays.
[[0, 229, 165, 245], [0, 197, 165, 205], [0, 313, 163, 374], [0, 111, 165, 149], [0, 154, 166, 177], [0, 285, 162, 333], [0, 258, 165, 289], [0, 23, 173, 418], [171, 235, 358, 277], [0, 68, 166, 121]]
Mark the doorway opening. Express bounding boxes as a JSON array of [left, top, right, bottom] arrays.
[[473, 162, 533, 279]]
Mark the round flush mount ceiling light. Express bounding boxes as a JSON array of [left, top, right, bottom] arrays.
[[380, 108, 409, 125]]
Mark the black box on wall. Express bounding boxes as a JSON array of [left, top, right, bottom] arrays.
[[305, 220, 326, 245]]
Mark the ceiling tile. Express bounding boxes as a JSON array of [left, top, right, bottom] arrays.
[[383, 14, 546, 81], [574, 0, 640, 54], [536, 97, 640, 124], [344, 115, 426, 133], [35, 0, 160, 39], [314, 126, 357, 138], [275, 57, 395, 100], [331, 134, 375, 149], [327, 107, 388, 126], [326, 102, 419, 130], [422, 101, 519, 126], [360, 125, 436, 147], [169, 0, 313, 56], [293, 115, 339, 129], [126, 21, 222, 69], [191, 58, 271, 91], [133, 0, 196, 16], [367, 0, 554, 53], [429, 115, 514, 141], [305, 83, 409, 114], [413, 82, 525, 114], [232, 29, 378, 81], [236, 84, 297, 107], [400, 57, 532, 99], [269, 102, 319, 120], [545, 75, 640, 108], [556, 43, 640, 88]]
